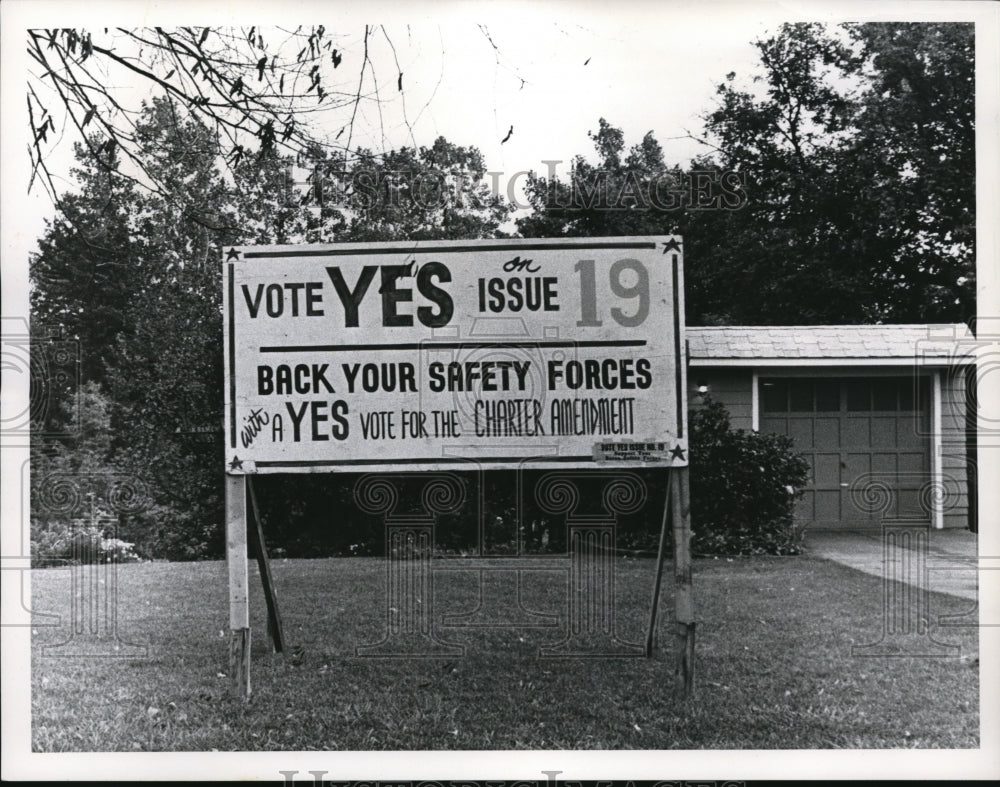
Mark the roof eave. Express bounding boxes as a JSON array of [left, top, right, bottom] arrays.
[[688, 356, 974, 367]]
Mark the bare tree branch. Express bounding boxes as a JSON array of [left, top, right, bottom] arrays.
[[26, 26, 398, 206]]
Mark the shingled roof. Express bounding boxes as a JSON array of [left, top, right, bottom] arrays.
[[687, 324, 974, 365]]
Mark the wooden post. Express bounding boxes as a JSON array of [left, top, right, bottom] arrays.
[[247, 476, 285, 653], [226, 474, 251, 700], [672, 466, 695, 700], [645, 471, 673, 657]]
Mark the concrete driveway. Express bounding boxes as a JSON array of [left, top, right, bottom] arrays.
[[803, 526, 979, 601]]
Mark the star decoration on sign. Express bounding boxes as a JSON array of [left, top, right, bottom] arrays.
[[226, 247, 241, 261], [661, 238, 682, 254], [669, 445, 687, 461], [229, 455, 243, 470]]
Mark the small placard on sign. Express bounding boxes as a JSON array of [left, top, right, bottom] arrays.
[[592, 440, 688, 464]]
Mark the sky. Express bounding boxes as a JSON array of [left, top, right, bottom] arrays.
[[3, 0, 1000, 782], [335, 14, 766, 180]]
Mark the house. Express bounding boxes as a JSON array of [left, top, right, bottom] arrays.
[[686, 324, 976, 530]]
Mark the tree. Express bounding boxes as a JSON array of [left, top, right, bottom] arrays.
[[517, 118, 689, 240], [30, 147, 142, 385], [27, 26, 405, 207], [844, 22, 975, 320], [696, 21, 974, 324], [517, 22, 975, 326], [688, 23, 879, 324], [336, 137, 514, 241]]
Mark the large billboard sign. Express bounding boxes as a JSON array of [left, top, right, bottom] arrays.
[[222, 236, 687, 473]]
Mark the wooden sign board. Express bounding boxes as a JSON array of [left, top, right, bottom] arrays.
[[222, 236, 687, 474]]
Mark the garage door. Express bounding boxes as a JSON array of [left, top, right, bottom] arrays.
[[759, 376, 931, 529]]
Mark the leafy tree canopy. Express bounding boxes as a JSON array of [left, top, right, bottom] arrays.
[[518, 22, 975, 326]]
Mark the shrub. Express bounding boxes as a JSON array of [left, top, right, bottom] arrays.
[[689, 397, 810, 556], [120, 504, 219, 561], [31, 518, 141, 567]]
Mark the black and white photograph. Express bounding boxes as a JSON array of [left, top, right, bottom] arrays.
[[2, 0, 998, 782]]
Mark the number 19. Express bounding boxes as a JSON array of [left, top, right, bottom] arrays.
[[575, 259, 650, 327]]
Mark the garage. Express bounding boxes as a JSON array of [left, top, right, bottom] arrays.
[[758, 375, 931, 528], [686, 324, 974, 530]]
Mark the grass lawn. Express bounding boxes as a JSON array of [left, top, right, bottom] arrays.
[[30, 554, 979, 751]]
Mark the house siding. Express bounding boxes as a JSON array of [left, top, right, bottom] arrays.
[[939, 366, 969, 529], [688, 369, 754, 431]]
